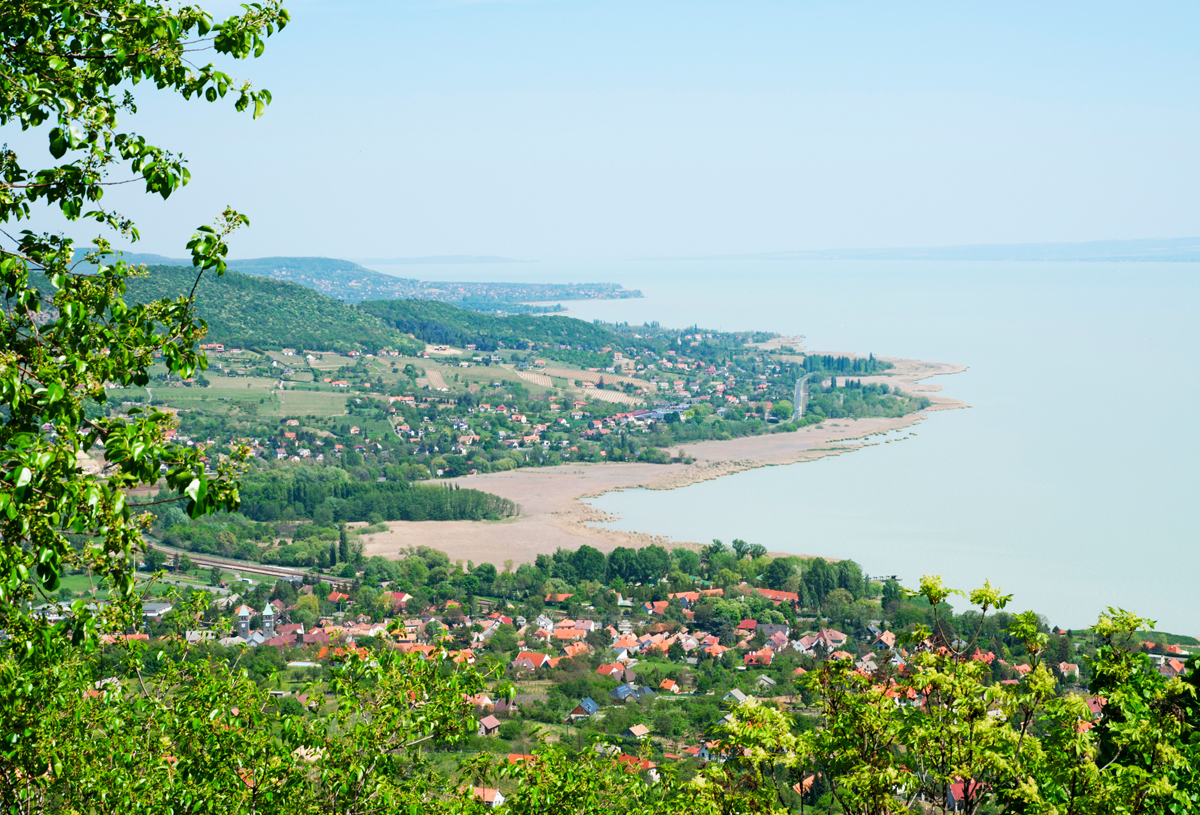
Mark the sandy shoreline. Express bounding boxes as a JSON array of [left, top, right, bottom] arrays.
[[361, 357, 967, 566]]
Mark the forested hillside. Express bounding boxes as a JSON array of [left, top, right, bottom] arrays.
[[358, 298, 620, 351], [120, 265, 422, 354]]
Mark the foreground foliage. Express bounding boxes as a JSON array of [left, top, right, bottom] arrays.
[[3, 580, 1196, 813]]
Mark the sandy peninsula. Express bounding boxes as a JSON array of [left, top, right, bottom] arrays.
[[360, 357, 966, 566]]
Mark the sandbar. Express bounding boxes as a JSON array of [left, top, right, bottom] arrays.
[[359, 357, 966, 566]]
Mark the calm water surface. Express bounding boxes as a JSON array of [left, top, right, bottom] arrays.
[[368, 259, 1200, 633]]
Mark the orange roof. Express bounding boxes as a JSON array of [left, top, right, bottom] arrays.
[[472, 787, 503, 805], [514, 651, 552, 668], [616, 755, 657, 772], [561, 642, 590, 659]]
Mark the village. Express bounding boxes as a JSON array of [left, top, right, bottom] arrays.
[[76, 545, 1195, 811]]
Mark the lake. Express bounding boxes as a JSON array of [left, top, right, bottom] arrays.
[[366, 258, 1200, 633]]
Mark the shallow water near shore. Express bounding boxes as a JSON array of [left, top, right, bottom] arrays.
[[368, 258, 1200, 633]]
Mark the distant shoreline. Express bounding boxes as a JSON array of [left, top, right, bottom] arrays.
[[629, 236, 1200, 263], [360, 357, 967, 566], [358, 256, 536, 265]]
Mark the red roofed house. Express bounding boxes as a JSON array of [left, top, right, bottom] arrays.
[[1160, 658, 1188, 678], [756, 587, 800, 605], [596, 663, 625, 678], [873, 631, 897, 650], [560, 642, 590, 660], [511, 651, 554, 671], [744, 647, 773, 667], [471, 787, 505, 809], [948, 778, 988, 811]]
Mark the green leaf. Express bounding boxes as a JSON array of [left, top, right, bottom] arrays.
[[49, 128, 68, 159], [37, 560, 60, 592]]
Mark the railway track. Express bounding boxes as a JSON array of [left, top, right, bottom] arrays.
[[146, 542, 353, 587]]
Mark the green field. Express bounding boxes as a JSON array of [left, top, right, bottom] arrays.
[[306, 355, 347, 372], [129, 376, 353, 421], [272, 389, 351, 419]]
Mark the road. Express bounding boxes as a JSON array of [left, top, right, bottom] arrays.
[[793, 373, 812, 420]]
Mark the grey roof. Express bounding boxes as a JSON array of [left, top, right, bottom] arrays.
[[610, 684, 635, 700]]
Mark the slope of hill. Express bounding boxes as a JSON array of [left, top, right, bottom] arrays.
[[71, 251, 642, 307], [357, 298, 619, 352], [121, 265, 422, 354]]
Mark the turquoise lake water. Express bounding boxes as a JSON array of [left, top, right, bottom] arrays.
[[368, 259, 1200, 633]]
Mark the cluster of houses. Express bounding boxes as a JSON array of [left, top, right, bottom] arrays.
[[259, 417, 380, 462]]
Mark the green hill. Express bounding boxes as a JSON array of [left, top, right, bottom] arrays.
[[357, 298, 619, 352], [121, 265, 422, 354], [70, 250, 641, 308]]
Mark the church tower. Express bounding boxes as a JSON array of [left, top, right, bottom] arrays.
[[235, 604, 252, 639], [262, 602, 277, 639]]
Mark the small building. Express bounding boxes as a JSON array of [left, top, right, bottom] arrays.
[[471, 787, 505, 809], [744, 647, 774, 667], [611, 684, 656, 704], [873, 631, 897, 651], [477, 715, 502, 737], [569, 697, 600, 721], [623, 724, 651, 741]]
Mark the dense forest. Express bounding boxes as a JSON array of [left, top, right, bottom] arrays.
[[356, 299, 625, 352], [118, 265, 423, 353], [235, 467, 518, 523]]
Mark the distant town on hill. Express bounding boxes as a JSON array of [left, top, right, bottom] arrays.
[[74, 252, 642, 310]]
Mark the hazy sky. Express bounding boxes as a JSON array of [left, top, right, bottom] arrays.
[[20, 0, 1200, 259]]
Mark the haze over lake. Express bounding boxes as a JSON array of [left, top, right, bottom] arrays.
[[368, 258, 1200, 633]]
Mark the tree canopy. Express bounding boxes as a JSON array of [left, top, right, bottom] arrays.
[[0, 0, 288, 689]]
